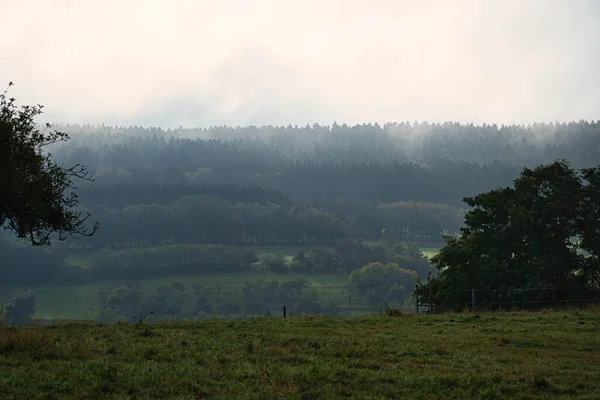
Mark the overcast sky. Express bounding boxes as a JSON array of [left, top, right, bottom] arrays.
[[1, 0, 599, 128]]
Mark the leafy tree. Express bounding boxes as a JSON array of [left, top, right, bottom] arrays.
[[427, 160, 600, 309], [263, 254, 288, 273], [0, 83, 97, 246], [578, 166, 600, 287], [350, 262, 417, 308]]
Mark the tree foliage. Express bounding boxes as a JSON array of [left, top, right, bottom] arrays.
[[350, 262, 417, 308], [0, 84, 97, 246], [426, 160, 600, 309]]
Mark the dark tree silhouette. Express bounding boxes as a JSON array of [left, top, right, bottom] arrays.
[[0, 83, 97, 246], [424, 160, 600, 310]]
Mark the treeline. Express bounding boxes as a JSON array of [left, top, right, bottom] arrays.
[[76, 183, 293, 210], [49, 120, 600, 206], [0, 239, 259, 286], [84, 195, 350, 248], [69, 157, 517, 207], [87, 239, 431, 283], [53, 120, 600, 168], [71, 194, 462, 249], [0, 237, 431, 286], [84, 239, 431, 283], [265, 239, 431, 278]]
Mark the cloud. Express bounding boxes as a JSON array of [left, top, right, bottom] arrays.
[[1, 0, 598, 128]]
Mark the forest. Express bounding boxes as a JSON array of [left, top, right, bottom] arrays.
[[43, 121, 600, 243], [2, 117, 600, 323]]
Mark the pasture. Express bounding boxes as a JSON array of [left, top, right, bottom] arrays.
[[420, 246, 440, 260], [0, 310, 598, 398]]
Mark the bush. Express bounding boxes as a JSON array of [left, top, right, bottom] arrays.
[[350, 262, 417, 309], [2, 290, 36, 327], [289, 256, 315, 273], [105, 286, 143, 316], [264, 254, 288, 273]]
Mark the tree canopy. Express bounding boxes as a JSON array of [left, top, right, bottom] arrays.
[[426, 160, 600, 309], [0, 83, 97, 246]]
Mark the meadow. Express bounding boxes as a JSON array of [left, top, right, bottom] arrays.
[[419, 247, 440, 260], [0, 310, 598, 399]]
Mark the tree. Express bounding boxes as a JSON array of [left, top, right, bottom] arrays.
[[350, 262, 417, 308], [426, 160, 600, 310], [0, 83, 97, 246], [1, 290, 36, 327], [578, 166, 600, 288]]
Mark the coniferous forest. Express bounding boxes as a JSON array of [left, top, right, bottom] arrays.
[[46, 121, 599, 247]]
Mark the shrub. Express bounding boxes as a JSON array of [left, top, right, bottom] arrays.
[[2, 290, 36, 327], [105, 286, 143, 316], [264, 254, 288, 273], [350, 262, 417, 309]]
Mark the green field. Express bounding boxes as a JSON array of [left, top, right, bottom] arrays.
[[420, 246, 440, 260], [0, 310, 598, 398], [0, 272, 348, 320]]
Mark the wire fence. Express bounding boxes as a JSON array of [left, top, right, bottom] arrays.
[[416, 286, 600, 314]]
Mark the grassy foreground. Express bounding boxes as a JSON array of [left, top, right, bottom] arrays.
[[1, 310, 599, 399]]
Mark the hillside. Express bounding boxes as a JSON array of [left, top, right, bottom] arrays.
[[1, 310, 598, 399]]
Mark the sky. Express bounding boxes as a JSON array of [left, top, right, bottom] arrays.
[[1, 0, 599, 128]]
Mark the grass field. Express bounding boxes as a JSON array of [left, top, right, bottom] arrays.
[[249, 245, 309, 264], [420, 247, 440, 260], [0, 310, 598, 398], [0, 272, 348, 320]]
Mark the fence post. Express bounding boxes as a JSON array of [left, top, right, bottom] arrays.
[[429, 282, 434, 314], [283, 305, 287, 318], [471, 289, 476, 312], [415, 284, 419, 314]]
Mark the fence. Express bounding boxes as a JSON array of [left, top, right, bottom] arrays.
[[416, 285, 600, 314]]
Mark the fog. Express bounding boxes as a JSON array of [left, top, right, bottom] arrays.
[[1, 0, 599, 128]]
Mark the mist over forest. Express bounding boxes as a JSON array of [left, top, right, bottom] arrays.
[[49, 120, 599, 207], [8, 118, 598, 247], [3, 2, 600, 397], [2, 116, 599, 323]]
